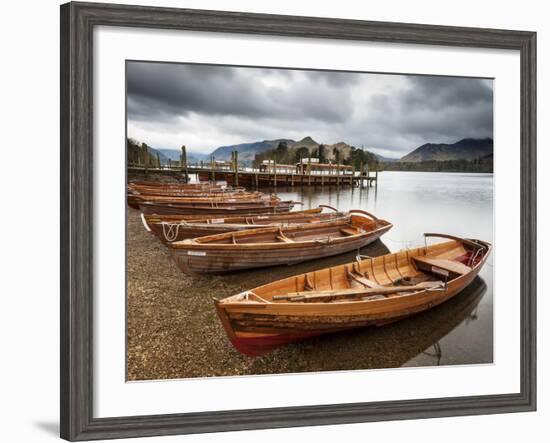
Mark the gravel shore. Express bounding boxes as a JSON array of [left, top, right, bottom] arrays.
[[127, 207, 490, 381]]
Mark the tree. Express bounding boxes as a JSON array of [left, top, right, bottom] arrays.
[[295, 146, 310, 163], [318, 144, 327, 163], [333, 147, 340, 163], [275, 141, 288, 160]]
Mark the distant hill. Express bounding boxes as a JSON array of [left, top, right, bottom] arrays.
[[292, 136, 319, 150], [156, 149, 181, 161], [157, 148, 208, 164], [249, 137, 379, 171], [209, 136, 367, 166], [400, 138, 493, 162], [210, 139, 295, 163], [381, 138, 494, 173], [374, 154, 399, 163]]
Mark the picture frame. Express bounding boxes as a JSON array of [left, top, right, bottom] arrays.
[[60, 1, 537, 441]]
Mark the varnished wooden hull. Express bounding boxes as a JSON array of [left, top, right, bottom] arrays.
[[214, 237, 491, 355], [138, 201, 295, 215], [170, 216, 392, 273], [143, 208, 344, 243], [128, 194, 265, 209], [129, 181, 219, 188], [142, 207, 323, 225]]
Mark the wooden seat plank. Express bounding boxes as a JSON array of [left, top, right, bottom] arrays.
[[347, 269, 381, 288], [340, 227, 359, 236], [412, 256, 471, 276]]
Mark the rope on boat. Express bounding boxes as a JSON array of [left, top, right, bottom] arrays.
[[383, 235, 426, 249], [161, 222, 185, 242]]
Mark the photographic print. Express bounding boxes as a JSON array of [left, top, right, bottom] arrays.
[[126, 61, 494, 381]]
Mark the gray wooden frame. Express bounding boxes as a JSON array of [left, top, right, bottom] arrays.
[[60, 1, 537, 441]]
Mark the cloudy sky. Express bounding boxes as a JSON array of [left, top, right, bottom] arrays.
[[127, 61, 493, 158]]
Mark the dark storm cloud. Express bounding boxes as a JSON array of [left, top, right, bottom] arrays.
[[403, 76, 493, 110], [127, 63, 269, 120], [361, 75, 493, 151], [127, 62, 354, 124], [305, 70, 362, 87], [127, 62, 493, 156]]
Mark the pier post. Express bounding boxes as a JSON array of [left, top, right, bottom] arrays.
[[156, 152, 161, 170], [308, 157, 312, 185], [273, 155, 277, 190], [211, 155, 216, 183], [181, 145, 188, 183], [142, 143, 148, 175], [233, 151, 239, 186], [375, 169, 378, 187]]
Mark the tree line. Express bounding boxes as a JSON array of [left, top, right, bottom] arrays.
[[252, 142, 380, 170], [380, 154, 493, 173]]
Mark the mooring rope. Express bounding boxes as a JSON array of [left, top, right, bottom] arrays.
[[161, 222, 184, 242], [383, 235, 426, 249]]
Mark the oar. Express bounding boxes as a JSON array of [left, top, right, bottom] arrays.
[[272, 281, 443, 302]]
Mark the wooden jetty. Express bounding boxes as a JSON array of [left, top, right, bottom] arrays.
[[127, 146, 379, 187]]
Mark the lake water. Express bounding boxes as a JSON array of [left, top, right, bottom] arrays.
[[269, 171, 494, 367]]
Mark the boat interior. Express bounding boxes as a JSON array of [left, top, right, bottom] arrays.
[[224, 236, 491, 304], [187, 213, 390, 245], [143, 207, 324, 225]]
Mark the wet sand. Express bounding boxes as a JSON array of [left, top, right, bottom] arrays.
[[127, 207, 491, 381]]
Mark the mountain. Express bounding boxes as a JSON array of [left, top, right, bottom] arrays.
[[292, 136, 319, 150], [144, 147, 172, 165], [156, 149, 182, 161], [400, 138, 493, 162], [210, 139, 296, 163], [157, 148, 208, 164], [374, 154, 399, 163]]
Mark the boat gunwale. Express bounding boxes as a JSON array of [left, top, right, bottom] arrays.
[[155, 213, 349, 231], [217, 238, 492, 309], [169, 216, 393, 249], [142, 206, 324, 224]]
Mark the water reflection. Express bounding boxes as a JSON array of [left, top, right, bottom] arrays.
[[291, 277, 485, 371], [210, 239, 391, 287]]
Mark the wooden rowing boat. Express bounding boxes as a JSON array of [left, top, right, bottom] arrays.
[[142, 205, 348, 243], [127, 182, 249, 208], [128, 189, 259, 198], [138, 199, 296, 216], [213, 234, 491, 355], [169, 210, 392, 273], [127, 191, 268, 209], [131, 194, 276, 204], [128, 181, 225, 191], [141, 206, 325, 225]]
